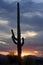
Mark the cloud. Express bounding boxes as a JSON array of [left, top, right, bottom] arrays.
[[21, 31, 38, 38], [0, 20, 9, 25], [4, 0, 21, 3], [0, 41, 8, 45], [22, 12, 43, 18], [0, 31, 11, 39], [32, 0, 43, 3]]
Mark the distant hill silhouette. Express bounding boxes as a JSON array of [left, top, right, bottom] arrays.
[[0, 54, 43, 65]]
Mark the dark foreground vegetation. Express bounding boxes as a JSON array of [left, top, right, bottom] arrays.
[[0, 54, 43, 65]]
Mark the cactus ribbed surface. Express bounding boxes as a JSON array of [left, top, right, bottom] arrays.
[[11, 2, 24, 65]]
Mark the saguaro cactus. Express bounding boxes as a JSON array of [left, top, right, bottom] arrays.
[[11, 2, 24, 65]]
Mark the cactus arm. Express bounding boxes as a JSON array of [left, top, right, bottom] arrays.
[[11, 29, 17, 44], [11, 29, 17, 40], [12, 35, 17, 44], [11, 29, 14, 36], [21, 37, 24, 46]]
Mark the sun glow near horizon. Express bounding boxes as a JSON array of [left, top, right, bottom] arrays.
[[21, 50, 39, 57], [0, 50, 39, 57]]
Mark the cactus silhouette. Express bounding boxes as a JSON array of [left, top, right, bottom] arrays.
[[11, 2, 24, 65]]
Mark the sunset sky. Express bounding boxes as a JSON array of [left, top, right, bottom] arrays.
[[0, 0, 43, 57]]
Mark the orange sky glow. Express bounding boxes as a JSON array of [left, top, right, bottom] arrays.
[[0, 50, 40, 57]]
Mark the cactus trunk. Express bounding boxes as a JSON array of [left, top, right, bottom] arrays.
[[11, 2, 24, 65], [17, 2, 21, 65], [17, 2, 21, 56]]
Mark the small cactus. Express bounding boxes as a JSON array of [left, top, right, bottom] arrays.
[[11, 2, 24, 65]]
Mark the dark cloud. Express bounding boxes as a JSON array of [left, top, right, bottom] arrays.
[[0, 0, 43, 31]]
